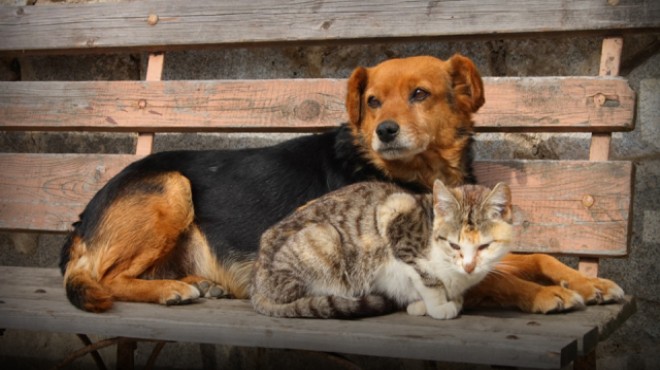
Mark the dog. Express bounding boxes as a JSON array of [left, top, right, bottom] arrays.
[[60, 55, 623, 313]]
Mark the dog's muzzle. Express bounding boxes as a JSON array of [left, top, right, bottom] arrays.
[[376, 121, 400, 143]]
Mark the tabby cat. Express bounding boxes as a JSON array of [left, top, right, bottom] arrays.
[[251, 180, 513, 319]]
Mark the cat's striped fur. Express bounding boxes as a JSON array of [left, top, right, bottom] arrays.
[[250, 180, 512, 319]]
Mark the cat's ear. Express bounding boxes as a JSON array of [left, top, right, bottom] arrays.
[[483, 182, 512, 222], [433, 180, 459, 217]]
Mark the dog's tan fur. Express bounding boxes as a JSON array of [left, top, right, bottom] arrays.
[[346, 55, 483, 188]]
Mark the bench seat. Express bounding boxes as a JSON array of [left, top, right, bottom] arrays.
[[0, 266, 636, 370], [1, 0, 658, 368]]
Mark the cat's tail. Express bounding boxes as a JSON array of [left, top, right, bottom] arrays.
[[251, 293, 396, 319]]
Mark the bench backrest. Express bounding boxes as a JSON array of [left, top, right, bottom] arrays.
[[2, 0, 658, 275]]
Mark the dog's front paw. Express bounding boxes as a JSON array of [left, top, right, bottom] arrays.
[[596, 278, 625, 303], [564, 277, 624, 305], [426, 301, 461, 320], [160, 281, 201, 306], [192, 280, 232, 299], [531, 285, 585, 314]]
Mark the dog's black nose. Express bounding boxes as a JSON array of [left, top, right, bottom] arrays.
[[376, 121, 400, 143]]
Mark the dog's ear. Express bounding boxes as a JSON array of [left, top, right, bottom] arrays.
[[346, 66, 368, 127], [448, 54, 485, 113]]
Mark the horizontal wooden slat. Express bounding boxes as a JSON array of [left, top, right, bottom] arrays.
[[0, 154, 633, 257], [3, 266, 634, 369], [0, 77, 635, 133], [475, 160, 633, 257], [0, 154, 141, 232], [478, 77, 634, 132], [0, 0, 658, 54]]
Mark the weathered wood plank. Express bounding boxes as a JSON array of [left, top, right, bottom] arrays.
[[0, 154, 140, 232], [0, 77, 635, 133], [368, 307, 600, 356], [475, 160, 633, 256], [0, 266, 584, 369], [0, 154, 632, 257], [467, 298, 638, 344], [478, 77, 635, 132], [0, 0, 658, 54]]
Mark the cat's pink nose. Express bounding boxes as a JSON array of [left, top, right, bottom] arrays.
[[463, 261, 476, 274]]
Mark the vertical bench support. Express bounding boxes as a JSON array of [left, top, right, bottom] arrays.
[[116, 52, 166, 370], [579, 37, 624, 279], [135, 53, 165, 155], [575, 36, 624, 370]]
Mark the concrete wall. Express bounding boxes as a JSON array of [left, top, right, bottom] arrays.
[[1, 1, 658, 369]]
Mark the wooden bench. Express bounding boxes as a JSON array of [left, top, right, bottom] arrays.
[[1, 1, 657, 369]]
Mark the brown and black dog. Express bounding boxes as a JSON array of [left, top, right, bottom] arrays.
[[60, 55, 623, 313]]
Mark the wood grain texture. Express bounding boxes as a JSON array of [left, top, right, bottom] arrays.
[[0, 0, 658, 54], [0, 267, 634, 369], [0, 154, 632, 257], [135, 53, 165, 155], [579, 37, 625, 275], [0, 77, 635, 133], [0, 154, 140, 232], [599, 37, 624, 77], [474, 160, 632, 256]]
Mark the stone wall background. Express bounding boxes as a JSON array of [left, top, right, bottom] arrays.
[[0, 1, 658, 369]]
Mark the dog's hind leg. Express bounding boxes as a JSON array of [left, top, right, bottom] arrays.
[[142, 223, 255, 299], [173, 225, 254, 299], [66, 172, 207, 310]]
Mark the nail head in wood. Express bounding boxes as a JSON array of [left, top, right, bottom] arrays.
[[147, 14, 159, 26], [582, 195, 595, 208], [138, 99, 147, 109]]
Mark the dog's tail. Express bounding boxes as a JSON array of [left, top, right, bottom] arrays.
[[61, 234, 113, 313], [251, 293, 395, 319]]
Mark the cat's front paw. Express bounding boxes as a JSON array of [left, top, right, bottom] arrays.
[[563, 277, 624, 305], [531, 285, 585, 314], [406, 300, 427, 316], [426, 301, 461, 320]]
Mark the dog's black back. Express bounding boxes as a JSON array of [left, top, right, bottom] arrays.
[[61, 124, 436, 270]]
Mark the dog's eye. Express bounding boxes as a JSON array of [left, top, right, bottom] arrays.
[[367, 96, 381, 109], [410, 88, 430, 103]]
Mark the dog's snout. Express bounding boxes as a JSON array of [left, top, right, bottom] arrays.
[[376, 121, 400, 143]]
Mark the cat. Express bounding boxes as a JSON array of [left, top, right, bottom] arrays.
[[250, 180, 513, 320]]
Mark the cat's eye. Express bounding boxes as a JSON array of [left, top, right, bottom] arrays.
[[449, 242, 461, 251], [367, 96, 382, 109], [410, 88, 430, 103], [478, 243, 491, 251]]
